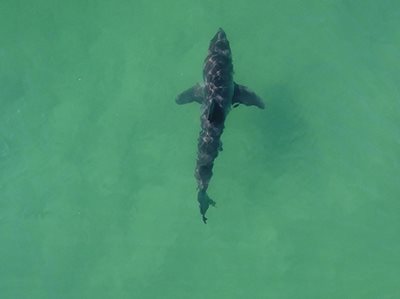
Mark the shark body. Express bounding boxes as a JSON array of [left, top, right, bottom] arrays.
[[176, 28, 265, 223]]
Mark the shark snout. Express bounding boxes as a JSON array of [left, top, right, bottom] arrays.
[[208, 28, 230, 54], [216, 28, 226, 40]]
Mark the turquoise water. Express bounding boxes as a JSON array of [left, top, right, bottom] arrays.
[[1, 1, 399, 298]]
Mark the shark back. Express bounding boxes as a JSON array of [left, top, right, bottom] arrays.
[[203, 28, 234, 123]]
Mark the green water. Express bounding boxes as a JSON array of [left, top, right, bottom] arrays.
[[1, 0, 399, 298]]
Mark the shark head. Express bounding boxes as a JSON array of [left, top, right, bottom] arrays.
[[208, 28, 231, 57]]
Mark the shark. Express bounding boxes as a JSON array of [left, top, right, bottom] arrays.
[[176, 28, 265, 223]]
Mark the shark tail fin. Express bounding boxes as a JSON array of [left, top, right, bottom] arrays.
[[232, 82, 265, 109], [176, 83, 204, 105], [197, 190, 216, 224]]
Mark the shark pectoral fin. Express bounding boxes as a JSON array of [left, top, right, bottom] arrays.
[[233, 83, 265, 109], [175, 83, 204, 105]]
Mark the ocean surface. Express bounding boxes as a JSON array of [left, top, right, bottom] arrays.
[[1, 0, 399, 298]]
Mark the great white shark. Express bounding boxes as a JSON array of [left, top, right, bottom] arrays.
[[176, 28, 265, 223]]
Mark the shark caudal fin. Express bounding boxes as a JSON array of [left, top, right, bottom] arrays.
[[176, 83, 204, 105], [198, 190, 216, 224], [232, 83, 265, 109]]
